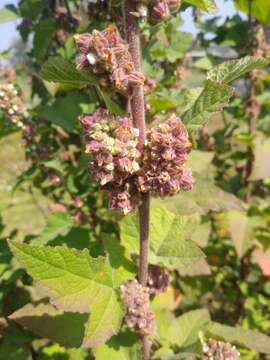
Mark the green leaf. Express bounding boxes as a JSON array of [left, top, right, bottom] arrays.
[[32, 212, 74, 246], [182, 80, 234, 132], [235, 0, 270, 25], [0, 7, 19, 23], [8, 242, 126, 347], [20, 0, 45, 20], [226, 211, 265, 258], [160, 178, 244, 215], [207, 56, 268, 84], [9, 303, 88, 348], [41, 91, 88, 132], [184, 0, 217, 13], [186, 150, 214, 174], [40, 57, 98, 87], [155, 308, 211, 349], [33, 19, 57, 59], [120, 205, 204, 270], [207, 322, 270, 354], [97, 87, 125, 116], [249, 135, 270, 181]]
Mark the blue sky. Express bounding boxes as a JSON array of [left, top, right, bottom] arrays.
[[0, 0, 246, 52]]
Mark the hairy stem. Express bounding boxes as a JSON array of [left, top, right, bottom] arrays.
[[122, 1, 151, 358]]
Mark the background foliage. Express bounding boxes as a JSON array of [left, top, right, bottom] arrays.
[[0, 0, 270, 359]]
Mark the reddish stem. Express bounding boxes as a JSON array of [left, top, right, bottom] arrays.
[[122, 1, 151, 359]]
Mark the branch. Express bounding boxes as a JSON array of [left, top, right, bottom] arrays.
[[122, 1, 151, 359]]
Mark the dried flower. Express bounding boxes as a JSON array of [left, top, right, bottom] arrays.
[[120, 279, 156, 335], [167, 0, 181, 11], [137, 114, 193, 197], [74, 25, 144, 91], [202, 339, 240, 360], [150, 0, 170, 23], [147, 265, 170, 295]]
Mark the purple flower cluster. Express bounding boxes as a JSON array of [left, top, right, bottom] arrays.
[[74, 25, 144, 92], [0, 84, 26, 128], [80, 110, 193, 213], [202, 339, 240, 360], [150, 0, 181, 23], [120, 279, 156, 336], [80, 108, 142, 214], [80, 108, 140, 186], [137, 114, 193, 197], [147, 264, 170, 295]]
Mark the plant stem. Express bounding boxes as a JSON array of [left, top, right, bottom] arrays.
[[122, 1, 151, 359]]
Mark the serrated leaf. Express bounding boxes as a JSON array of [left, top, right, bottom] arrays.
[[207, 322, 270, 354], [40, 57, 98, 87], [9, 303, 87, 348], [8, 242, 126, 347], [0, 7, 19, 23], [207, 56, 268, 84], [120, 205, 204, 270], [249, 135, 270, 180], [32, 212, 74, 246], [184, 0, 217, 13], [160, 178, 243, 215], [182, 80, 234, 131]]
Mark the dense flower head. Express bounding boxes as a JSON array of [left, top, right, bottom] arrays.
[[80, 109, 141, 188], [147, 265, 170, 295], [120, 279, 156, 335], [74, 25, 144, 92], [137, 114, 193, 197], [202, 339, 240, 360], [0, 83, 26, 128], [109, 181, 142, 215]]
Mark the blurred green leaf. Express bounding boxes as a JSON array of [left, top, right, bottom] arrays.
[[33, 19, 57, 59], [184, 0, 217, 13], [0, 7, 19, 23], [249, 135, 270, 181], [207, 322, 270, 354], [235, 0, 270, 24]]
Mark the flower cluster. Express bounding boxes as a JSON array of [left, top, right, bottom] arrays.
[[147, 264, 170, 295], [137, 114, 193, 197], [0, 84, 26, 128], [80, 108, 143, 214], [202, 339, 240, 360], [120, 279, 156, 336], [150, 0, 181, 23], [80, 108, 140, 186], [80, 109, 193, 213], [74, 25, 144, 92]]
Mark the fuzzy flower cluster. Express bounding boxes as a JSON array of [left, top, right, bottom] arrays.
[[0, 84, 26, 128], [150, 0, 181, 23], [74, 25, 144, 92], [80, 110, 193, 213], [137, 114, 193, 197], [80, 108, 142, 214], [80, 108, 140, 186], [120, 279, 156, 336], [202, 339, 240, 360], [147, 264, 170, 295]]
